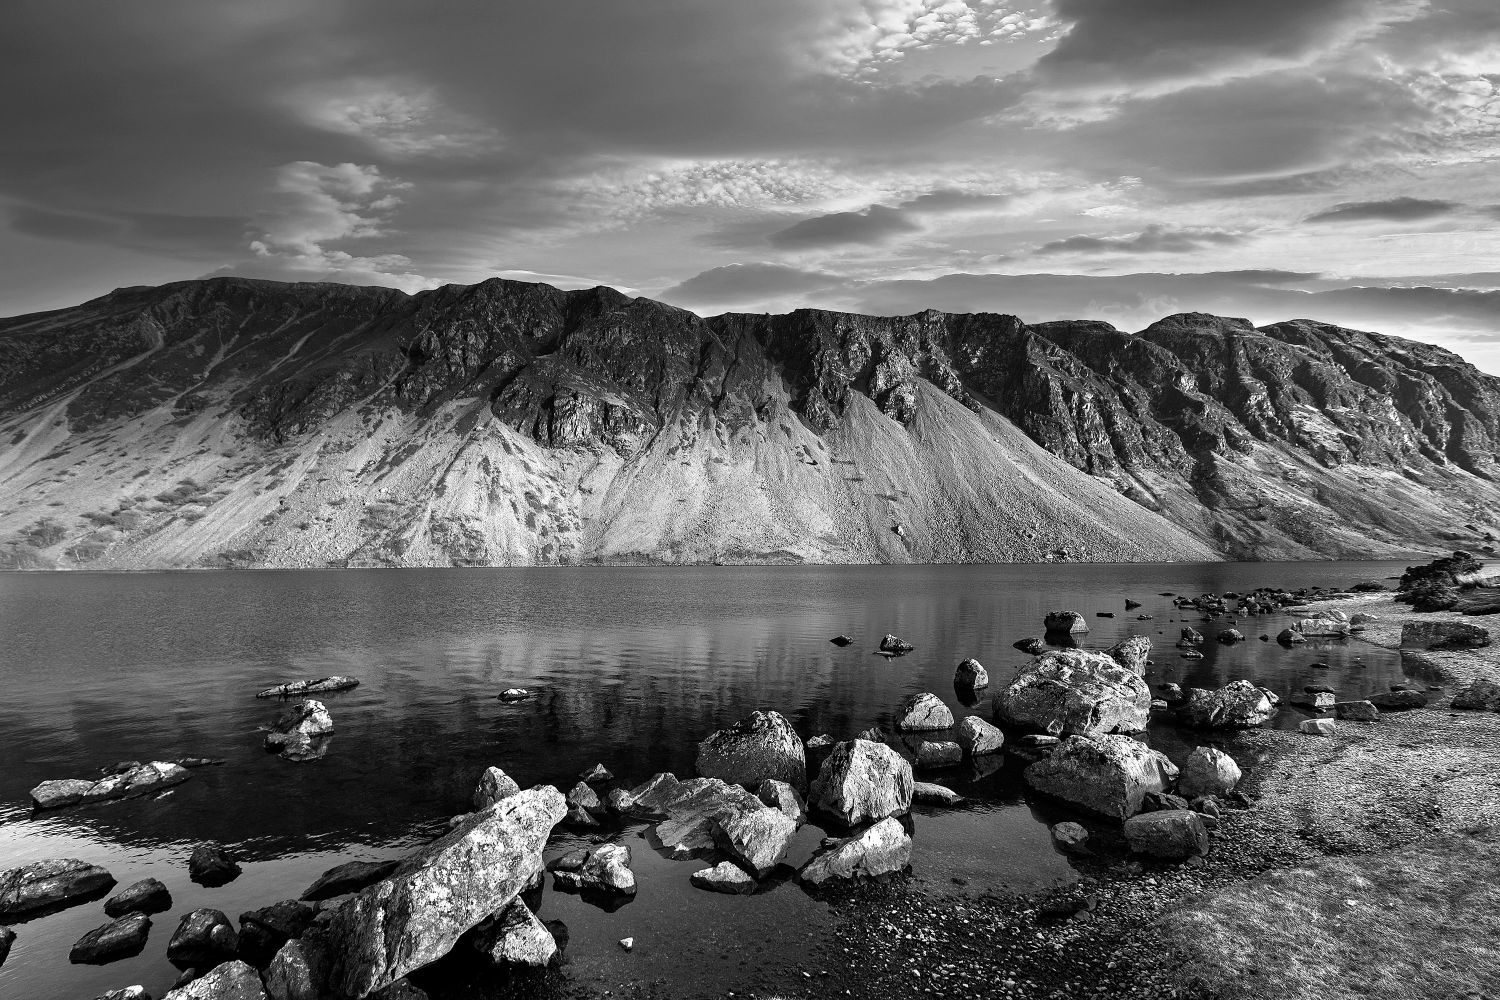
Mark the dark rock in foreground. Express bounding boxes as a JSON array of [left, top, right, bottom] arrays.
[[237, 899, 318, 968], [70, 913, 152, 964], [189, 844, 242, 887], [105, 878, 172, 917], [166, 908, 239, 969], [0, 858, 116, 919]]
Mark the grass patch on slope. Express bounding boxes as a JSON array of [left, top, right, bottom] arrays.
[[1157, 827, 1500, 1000]]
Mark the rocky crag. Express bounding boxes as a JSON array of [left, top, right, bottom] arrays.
[[2, 277, 1498, 569]]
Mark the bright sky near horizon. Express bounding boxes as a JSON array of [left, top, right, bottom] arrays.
[[4, 1, 1500, 370]]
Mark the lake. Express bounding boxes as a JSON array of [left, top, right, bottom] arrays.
[[0, 560, 1414, 999]]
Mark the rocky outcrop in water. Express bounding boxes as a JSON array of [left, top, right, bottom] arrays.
[[0, 858, 115, 919], [31, 761, 191, 810], [695, 710, 807, 791], [993, 650, 1152, 737], [9, 278, 1495, 570]]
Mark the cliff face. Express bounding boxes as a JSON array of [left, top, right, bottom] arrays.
[[0, 277, 1496, 569]]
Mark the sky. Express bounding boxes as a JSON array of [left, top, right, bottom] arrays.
[[4, 1, 1500, 370]]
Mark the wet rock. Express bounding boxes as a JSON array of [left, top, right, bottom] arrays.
[[167, 909, 239, 970], [912, 781, 963, 806], [696, 709, 807, 791], [1179, 627, 1204, 646], [237, 900, 317, 968], [1368, 689, 1428, 711], [1334, 700, 1381, 722], [1177, 747, 1241, 798], [895, 692, 954, 731], [579, 763, 612, 783], [1174, 680, 1278, 729], [105, 878, 172, 917], [189, 844, 242, 887], [255, 677, 359, 699], [1216, 629, 1244, 643], [324, 785, 565, 998], [1276, 628, 1306, 644], [1301, 718, 1336, 736], [954, 659, 989, 689], [1400, 620, 1491, 651], [1452, 678, 1500, 711], [300, 859, 399, 902], [163, 959, 267, 999], [712, 807, 798, 877], [1157, 683, 1186, 704], [1044, 611, 1089, 634], [1023, 734, 1179, 821], [263, 700, 333, 761], [993, 649, 1151, 737], [618, 937, 633, 952], [799, 817, 912, 885], [1050, 822, 1089, 854], [1013, 637, 1046, 655], [473, 767, 521, 809], [689, 861, 756, 895], [1123, 810, 1210, 859], [553, 844, 636, 895], [956, 716, 1005, 756], [70, 913, 152, 964], [902, 737, 962, 769], [878, 634, 915, 655], [653, 779, 765, 856], [830, 634, 854, 647], [756, 779, 806, 823], [471, 899, 556, 968], [1126, 599, 1143, 610], [31, 761, 192, 811], [1106, 636, 1152, 675], [807, 739, 914, 825], [0, 858, 116, 919], [497, 688, 531, 702]]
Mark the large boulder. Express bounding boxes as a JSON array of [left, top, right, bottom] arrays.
[[0, 858, 115, 918], [264, 700, 334, 760], [470, 899, 556, 968], [1400, 620, 1491, 651], [69, 913, 152, 964], [993, 650, 1151, 737], [806, 739, 914, 826], [1123, 810, 1210, 859], [1174, 680, 1278, 728], [31, 761, 192, 810], [104, 877, 172, 917], [1106, 636, 1152, 675], [712, 807, 798, 877], [651, 779, 766, 856], [1024, 735, 1179, 820], [1176, 747, 1241, 798], [954, 659, 989, 689], [164, 960, 268, 999], [324, 785, 565, 998], [895, 692, 954, 731], [1044, 611, 1089, 634], [695, 710, 807, 791], [798, 817, 912, 885], [956, 716, 1005, 756], [167, 908, 239, 969], [301, 860, 399, 902], [472, 767, 520, 809]]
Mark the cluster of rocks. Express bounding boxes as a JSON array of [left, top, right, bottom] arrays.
[[263, 700, 335, 762]]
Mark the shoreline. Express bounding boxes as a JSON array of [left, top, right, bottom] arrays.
[[801, 593, 1500, 1000]]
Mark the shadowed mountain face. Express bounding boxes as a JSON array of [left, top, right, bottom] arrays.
[[1, 277, 1497, 569]]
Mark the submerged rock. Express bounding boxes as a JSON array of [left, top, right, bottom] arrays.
[[1024, 735, 1178, 821], [895, 692, 954, 731], [807, 739, 914, 826], [1276, 628, 1306, 644], [696, 710, 807, 791], [473, 766, 521, 808], [799, 817, 911, 885], [104, 878, 172, 917], [471, 899, 556, 969], [1123, 809, 1209, 859], [255, 676, 359, 699], [31, 761, 192, 810], [690, 861, 756, 895], [1013, 637, 1047, 655], [878, 634, 915, 655], [323, 785, 565, 998], [0, 858, 116, 919], [70, 913, 152, 964], [497, 688, 531, 702], [993, 649, 1151, 737], [263, 700, 333, 761], [300, 859, 399, 902], [830, 635, 854, 647]]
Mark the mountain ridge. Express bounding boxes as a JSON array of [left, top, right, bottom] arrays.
[[1, 275, 1497, 569]]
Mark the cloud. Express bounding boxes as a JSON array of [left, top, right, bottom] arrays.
[[897, 188, 1012, 213], [1034, 225, 1247, 256], [659, 262, 844, 307], [767, 204, 920, 249], [1305, 196, 1464, 223]]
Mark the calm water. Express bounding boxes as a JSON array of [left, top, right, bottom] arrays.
[[0, 561, 1413, 999]]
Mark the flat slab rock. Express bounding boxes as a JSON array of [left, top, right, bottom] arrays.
[[70, 912, 152, 964], [256, 676, 360, 699], [31, 761, 191, 810], [0, 858, 116, 919], [105, 877, 172, 917]]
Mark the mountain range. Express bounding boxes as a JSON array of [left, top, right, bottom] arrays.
[[2, 276, 1498, 570]]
